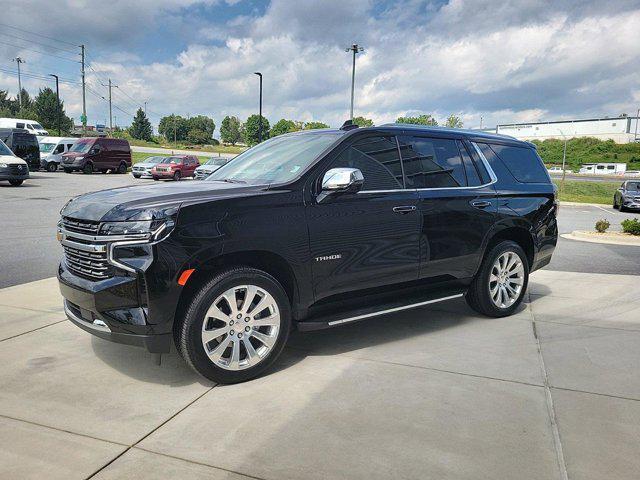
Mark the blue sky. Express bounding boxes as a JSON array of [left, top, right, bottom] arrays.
[[1, 0, 639, 133]]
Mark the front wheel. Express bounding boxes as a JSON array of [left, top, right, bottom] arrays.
[[173, 170, 181, 181], [117, 162, 127, 174], [177, 267, 291, 384], [9, 179, 23, 186], [46, 162, 58, 172], [466, 240, 529, 317], [83, 163, 93, 174]]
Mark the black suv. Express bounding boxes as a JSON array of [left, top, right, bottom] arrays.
[[57, 124, 558, 384]]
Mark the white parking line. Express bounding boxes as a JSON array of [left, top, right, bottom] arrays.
[[593, 204, 617, 215]]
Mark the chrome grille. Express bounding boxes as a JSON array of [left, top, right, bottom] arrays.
[[9, 164, 28, 175], [62, 217, 100, 235], [63, 244, 111, 280]]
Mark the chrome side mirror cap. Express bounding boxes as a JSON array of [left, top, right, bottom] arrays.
[[321, 167, 364, 192]]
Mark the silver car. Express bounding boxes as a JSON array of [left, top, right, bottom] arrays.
[[194, 157, 231, 179], [132, 156, 164, 179]]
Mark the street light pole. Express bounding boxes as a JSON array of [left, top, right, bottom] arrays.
[[345, 44, 363, 121], [49, 74, 60, 135], [634, 108, 639, 142], [254, 72, 263, 143]]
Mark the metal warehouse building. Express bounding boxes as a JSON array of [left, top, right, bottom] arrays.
[[495, 116, 640, 143]]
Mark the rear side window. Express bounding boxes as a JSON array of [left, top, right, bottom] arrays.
[[331, 136, 403, 190], [457, 140, 481, 187], [398, 136, 466, 188], [489, 144, 549, 183]]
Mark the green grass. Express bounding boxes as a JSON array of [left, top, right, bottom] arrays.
[[132, 151, 228, 165], [553, 180, 618, 204], [535, 137, 640, 171]]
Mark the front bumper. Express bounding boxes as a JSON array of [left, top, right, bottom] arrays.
[[152, 170, 176, 178], [194, 170, 212, 180], [0, 171, 29, 181], [132, 170, 153, 178]]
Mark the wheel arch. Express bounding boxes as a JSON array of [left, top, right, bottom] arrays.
[[481, 225, 535, 271]]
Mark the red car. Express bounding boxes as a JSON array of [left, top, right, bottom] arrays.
[[151, 155, 199, 181]]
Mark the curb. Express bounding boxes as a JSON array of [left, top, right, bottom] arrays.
[[559, 201, 611, 208], [561, 231, 640, 247]]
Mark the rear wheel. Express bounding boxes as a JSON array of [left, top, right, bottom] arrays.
[[466, 240, 529, 317], [173, 170, 181, 181], [9, 179, 23, 186], [153, 177, 159, 181], [177, 267, 291, 384], [83, 163, 93, 174], [117, 162, 127, 174], [46, 162, 57, 172]]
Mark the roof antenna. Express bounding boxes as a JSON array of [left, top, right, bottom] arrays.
[[340, 120, 359, 131]]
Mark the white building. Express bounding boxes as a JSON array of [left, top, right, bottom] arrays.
[[496, 116, 640, 144]]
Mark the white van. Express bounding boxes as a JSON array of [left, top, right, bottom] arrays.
[[0, 118, 48, 136], [38, 136, 76, 171]]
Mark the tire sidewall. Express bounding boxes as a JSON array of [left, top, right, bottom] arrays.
[[181, 269, 291, 384], [477, 241, 529, 317]]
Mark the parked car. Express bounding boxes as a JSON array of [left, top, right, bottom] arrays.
[[0, 137, 29, 186], [0, 128, 41, 171], [38, 136, 77, 172], [150, 155, 199, 181], [613, 180, 640, 211], [194, 157, 231, 179], [0, 117, 48, 136], [56, 123, 558, 384], [131, 156, 164, 179], [61, 137, 131, 174]]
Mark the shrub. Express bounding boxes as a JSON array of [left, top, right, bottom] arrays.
[[621, 218, 640, 235], [595, 219, 610, 233]]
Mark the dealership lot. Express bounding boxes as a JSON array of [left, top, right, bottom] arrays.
[[1, 171, 639, 479]]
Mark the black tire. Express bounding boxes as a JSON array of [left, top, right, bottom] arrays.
[[46, 162, 58, 172], [9, 179, 23, 186], [63, 168, 73, 174], [177, 267, 291, 384], [619, 204, 626, 212], [613, 197, 618, 209], [173, 170, 181, 181], [153, 177, 159, 181], [117, 162, 127, 174], [83, 163, 93, 174], [465, 240, 529, 317]]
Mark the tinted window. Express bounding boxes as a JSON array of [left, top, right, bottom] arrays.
[[457, 140, 481, 187], [16, 123, 24, 128], [466, 142, 492, 184], [330, 136, 403, 190], [489, 144, 549, 183], [398, 136, 466, 188]]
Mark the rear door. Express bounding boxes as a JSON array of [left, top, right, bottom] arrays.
[[306, 134, 421, 300], [397, 134, 497, 281]]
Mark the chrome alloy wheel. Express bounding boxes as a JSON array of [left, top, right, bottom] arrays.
[[489, 251, 525, 309], [201, 285, 281, 371]]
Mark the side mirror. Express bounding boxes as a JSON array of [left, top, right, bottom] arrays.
[[90, 146, 101, 155], [318, 168, 365, 203]]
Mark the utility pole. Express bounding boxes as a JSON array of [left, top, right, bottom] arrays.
[[480, 115, 483, 129], [13, 57, 24, 109], [635, 108, 639, 142], [345, 44, 363, 121], [80, 44, 87, 134], [558, 129, 568, 193], [107, 79, 114, 133], [144, 101, 147, 115], [49, 74, 60, 135], [254, 72, 263, 143]]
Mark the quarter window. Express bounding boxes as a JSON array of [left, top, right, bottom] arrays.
[[330, 136, 403, 190], [457, 140, 481, 187], [398, 136, 467, 188]]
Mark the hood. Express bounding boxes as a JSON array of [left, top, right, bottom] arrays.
[[0, 154, 27, 165], [62, 152, 85, 159], [62, 180, 270, 222]]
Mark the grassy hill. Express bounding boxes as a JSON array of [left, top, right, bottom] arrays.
[[533, 137, 640, 171]]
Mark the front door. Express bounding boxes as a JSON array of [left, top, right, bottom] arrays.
[[397, 135, 496, 281], [307, 135, 421, 301]]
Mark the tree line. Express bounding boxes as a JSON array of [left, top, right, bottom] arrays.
[[0, 88, 74, 134]]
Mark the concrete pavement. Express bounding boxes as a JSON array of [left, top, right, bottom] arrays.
[[1, 269, 638, 479]]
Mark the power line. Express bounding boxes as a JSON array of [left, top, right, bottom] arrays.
[[0, 66, 80, 85], [0, 31, 78, 55], [0, 39, 80, 63], [0, 21, 79, 47]]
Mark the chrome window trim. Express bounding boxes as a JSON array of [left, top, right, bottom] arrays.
[[356, 142, 498, 194]]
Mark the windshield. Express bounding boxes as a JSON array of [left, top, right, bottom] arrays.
[[160, 156, 182, 164], [32, 123, 44, 130], [143, 156, 163, 164], [627, 181, 640, 191], [69, 139, 93, 153], [207, 133, 342, 184], [0, 139, 12, 156], [39, 142, 56, 153], [205, 158, 227, 166]]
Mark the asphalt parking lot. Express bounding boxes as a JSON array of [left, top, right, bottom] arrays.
[[1, 171, 639, 479]]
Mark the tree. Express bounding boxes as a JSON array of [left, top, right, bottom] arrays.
[[243, 114, 270, 146], [187, 115, 215, 140], [33, 87, 73, 134], [220, 115, 242, 145], [352, 116, 374, 127], [187, 129, 212, 145], [303, 121, 330, 129], [445, 114, 463, 128], [158, 114, 189, 142], [270, 118, 300, 138], [128, 108, 153, 141], [396, 114, 438, 126]]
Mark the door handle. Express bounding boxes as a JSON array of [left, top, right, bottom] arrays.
[[470, 200, 492, 209], [393, 205, 417, 214]]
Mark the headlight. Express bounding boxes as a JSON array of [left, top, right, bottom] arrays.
[[0, 163, 7, 168], [101, 218, 174, 239], [75, 156, 84, 161]]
